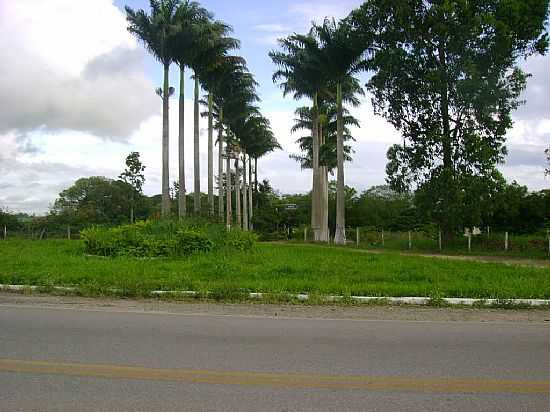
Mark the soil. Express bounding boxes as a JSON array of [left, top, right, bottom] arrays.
[[2, 293, 550, 323]]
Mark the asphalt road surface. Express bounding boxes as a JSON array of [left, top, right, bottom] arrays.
[[1, 302, 549, 411]]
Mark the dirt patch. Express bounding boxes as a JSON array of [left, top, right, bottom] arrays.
[[275, 242, 550, 268], [1, 293, 550, 323]]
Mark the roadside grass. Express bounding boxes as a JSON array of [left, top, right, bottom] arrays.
[[292, 230, 550, 260], [1, 239, 550, 301], [366, 233, 549, 259]]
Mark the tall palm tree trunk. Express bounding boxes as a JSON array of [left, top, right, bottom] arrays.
[[178, 67, 186, 219], [207, 94, 214, 216], [218, 109, 224, 221], [254, 157, 258, 195], [334, 82, 346, 245], [161, 62, 171, 217], [319, 121, 329, 242], [225, 151, 232, 229], [311, 94, 321, 241], [248, 156, 253, 230], [242, 152, 249, 231], [193, 74, 200, 214], [235, 156, 241, 228]]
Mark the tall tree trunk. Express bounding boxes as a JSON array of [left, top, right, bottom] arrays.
[[193, 74, 200, 214], [311, 93, 321, 241], [207, 94, 214, 216], [334, 82, 346, 245], [248, 156, 253, 230], [226, 150, 232, 229], [178, 66, 186, 219], [319, 120, 329, 242], [218, 109, 224, 221], [235, 156, 241, 228], [438, 43, 454, 242], [161, 62, 171, 217], [242, 152, 249, 231], [254, 157, 258, 195]]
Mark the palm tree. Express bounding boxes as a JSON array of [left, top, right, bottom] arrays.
[[189, 20, 238, 215], [200, 57, 247, 221], [169, 0, 213, 219], [125, 0, 180, 217], [170, 3, 239, 216], [270, 32, 329, 242], [218, 73, 260, 227], [240, 115, 279, 228], [314, 18, 366, 244], [290, 103, 358, 171]]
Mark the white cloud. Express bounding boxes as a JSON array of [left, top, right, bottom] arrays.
[[254, 24, 292, 33], [0, 0, 158, 139], [1, 0, 549, 214], [289, 1, 363, 24], [2, 0, 135, 76]]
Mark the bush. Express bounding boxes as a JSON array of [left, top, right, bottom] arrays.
[[224, 229, 257, 251], [81, 219, 255, 258]]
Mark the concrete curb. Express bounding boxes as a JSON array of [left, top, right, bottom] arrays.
[[2, 284, 549, 307]]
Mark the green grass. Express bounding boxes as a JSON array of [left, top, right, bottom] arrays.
[[0, 239, 549, 300], [330, 230, 550, 259]]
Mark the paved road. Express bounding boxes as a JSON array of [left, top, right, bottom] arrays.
[[1, 304, 549, 411]]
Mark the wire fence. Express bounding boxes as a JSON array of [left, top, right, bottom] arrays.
[[0, 225, 83, 241], [296, 226, 550, 258], [2, 223, 549, 258]]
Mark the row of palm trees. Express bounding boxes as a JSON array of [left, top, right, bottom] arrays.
[[125, 0, 279, 230], [270, 18, 366, 244]]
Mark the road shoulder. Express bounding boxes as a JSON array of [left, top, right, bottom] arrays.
[[1, 293, 550, 323]]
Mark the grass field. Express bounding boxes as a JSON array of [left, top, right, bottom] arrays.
[[294, 229, 550, 259], [1, 239, 549, 300]]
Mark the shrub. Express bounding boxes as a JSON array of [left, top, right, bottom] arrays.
[[81, 219, 255, 258], [224, 229, 257, 251], [176, 229, 214, 255]]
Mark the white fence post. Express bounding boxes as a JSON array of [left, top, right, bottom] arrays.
[[67, 225, 71, 240], [547, 229, 549, 257], [505, 231, 509, 251], [438, 230, 442, 252], [3, 225, 6, 240], [408, 231, 412, 250], [381, 229, 385, 246], [468, 234, 472, 253], [356, 227, 360, 247], [304, 227, 308, 242]]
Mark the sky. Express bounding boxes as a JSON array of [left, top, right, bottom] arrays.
[[0, 0, 548, 214]]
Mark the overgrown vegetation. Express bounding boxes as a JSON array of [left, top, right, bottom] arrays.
[[0, 241, 549, 300], [81, 219, 256, 258]]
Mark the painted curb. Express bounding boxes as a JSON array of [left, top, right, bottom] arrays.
[[1, 284, 549, 307]]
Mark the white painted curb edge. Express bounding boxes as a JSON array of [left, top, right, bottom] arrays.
[[1, 284, 549, 307]]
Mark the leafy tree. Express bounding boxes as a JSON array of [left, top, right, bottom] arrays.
[[351, 0, 550, 240], [0, 208, 21, 232], [52, 177, 133, 226], [119, 152, 146, 223]]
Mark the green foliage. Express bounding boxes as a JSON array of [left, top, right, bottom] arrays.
[[51, 176, 153, 227], [119, 152, 146, 194], [176, 229, 214, 256], [81, 219, 254, 258], [352, 0, 550, 235], [224, 229, 257, 251], [0, 208, 22, 231]]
